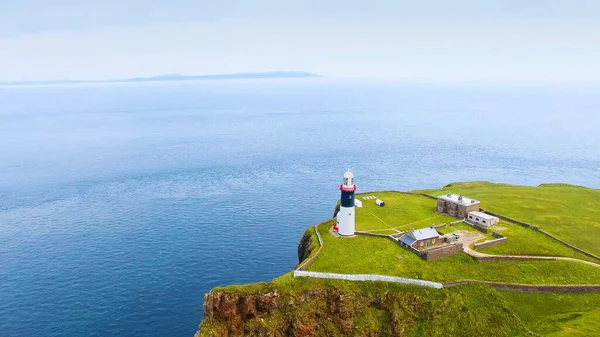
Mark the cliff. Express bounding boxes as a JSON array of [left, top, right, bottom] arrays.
[[196, 183, 600, 336], [196, 276, 529, 336], [196, 230, 528, 336]]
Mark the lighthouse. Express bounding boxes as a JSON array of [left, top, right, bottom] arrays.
[[337, 170, 356, 236]]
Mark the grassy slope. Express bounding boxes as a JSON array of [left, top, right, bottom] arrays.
[[500, 291, 600, 336], [355, 192, 455, 232], [477, 220, 598, 263], [307, 223, 600, 284], [414, 182, 600, 256], [205, 276, 600, 337], [357, 189, 597, 262], [204, 276, 528, 337], [201, 183, 600, 336]]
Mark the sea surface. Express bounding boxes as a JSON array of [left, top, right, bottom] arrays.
[[1, 79, 599, 337]]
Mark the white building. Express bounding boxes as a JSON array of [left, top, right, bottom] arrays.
[[467, 211, 499, 227]]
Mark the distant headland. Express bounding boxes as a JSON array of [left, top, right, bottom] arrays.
[[0, 71, 320, 87]]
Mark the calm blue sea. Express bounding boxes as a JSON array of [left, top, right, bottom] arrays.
[[1, 79, 599, 337]]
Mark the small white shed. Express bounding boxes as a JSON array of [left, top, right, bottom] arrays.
[[355, 199, 363, 208], [375, 199, 385, 207], [467, 211, 499, 227]]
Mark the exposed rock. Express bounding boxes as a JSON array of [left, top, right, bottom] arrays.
[[297, 231, 313, 264], [332, 203, 340, 218], [196, 281, 528, 337]]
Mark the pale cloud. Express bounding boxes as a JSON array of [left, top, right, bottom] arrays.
[[1, 1, 599, 83]]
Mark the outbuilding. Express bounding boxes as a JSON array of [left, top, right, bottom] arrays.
[[467, 211, 499, 227], [355, 199, 363, 208], [375, 199, 385, 207], [399, 227, 442, 250]]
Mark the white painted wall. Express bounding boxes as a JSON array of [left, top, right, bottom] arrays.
[[293, 270, 443, 289], [467, 212, 499, 226], [338, 205, 355, 236]]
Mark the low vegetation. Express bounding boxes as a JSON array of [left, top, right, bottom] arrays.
[[501, 291, 600, 336], [477, 220, 598, 263], [354, 192, 454, 232], [414, 182, 600, 256], [202, 276, 600, 337], [200, 182, 600, 336], [201, 277, 528, 336], [306, 223, 600, 285]]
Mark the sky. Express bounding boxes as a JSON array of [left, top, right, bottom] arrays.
[[1, 1, 599, 83]]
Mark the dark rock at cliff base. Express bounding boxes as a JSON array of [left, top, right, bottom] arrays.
[[297, 231, 313, 264], [332, 203, 340, 218]]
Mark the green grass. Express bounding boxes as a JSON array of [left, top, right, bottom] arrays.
[[478, 220, 599, 263], [201, 183, 600, 336], [355, 192, 455, 232], [204, 278, 530, 337], [206, 276, 600, 337], [307, 223, 600, 285], [414, 182, 600, 256], [500, 291, 600, 336]]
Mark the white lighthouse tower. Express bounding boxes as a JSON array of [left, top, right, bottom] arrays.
[[337, 170, 356, 236]]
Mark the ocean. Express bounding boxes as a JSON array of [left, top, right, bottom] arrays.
[[1, 79, 599, 336]]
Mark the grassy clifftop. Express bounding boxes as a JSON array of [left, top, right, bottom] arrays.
[[307, 221, 600, 284], [198, 273, 600, 336], [199, 275, 526, 337], [197, 182, 600, 336], [413, 182, 600, 256]]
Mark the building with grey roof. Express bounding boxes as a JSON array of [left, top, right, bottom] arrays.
[[394, 225, 464, 261], [437, 193, 480, 218], [399, 226, 442, 250]]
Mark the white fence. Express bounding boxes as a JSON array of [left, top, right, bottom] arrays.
[[293, 270, 443, 289]]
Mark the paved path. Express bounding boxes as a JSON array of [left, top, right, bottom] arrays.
[[464, 246, 600, 268], [454, 227, 600, 268]]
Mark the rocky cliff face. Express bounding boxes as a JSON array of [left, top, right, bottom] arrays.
[[297, 230, 313, 265], [195, 227, 525, 336], [198, 288, 282, 336], [196, 280, 526, 337], [197, 285, 425, 336]]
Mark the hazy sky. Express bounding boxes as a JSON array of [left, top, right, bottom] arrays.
[[1, 1, 599, 83]]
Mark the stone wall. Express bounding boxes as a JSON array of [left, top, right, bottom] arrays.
[[473, 233, 507, 250], [293, 270, 444, 289], [481, 209, 539, 230], [536, 229, 600, 261], [294, 272, 600, 293], [470, 255, 555, 262], [423, 243, 464, 261], [464, 221, 489, 233], [355, 231, 393, 238], [444, 280, 600, 293]]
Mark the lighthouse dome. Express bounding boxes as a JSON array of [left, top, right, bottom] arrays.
[[342, 170, 354, 187]]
